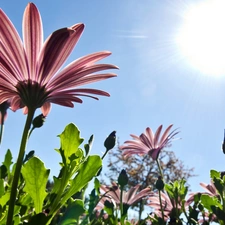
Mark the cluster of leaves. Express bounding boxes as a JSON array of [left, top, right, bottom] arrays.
[[1, 122, 225, 224], [0, 124, 101, 225]]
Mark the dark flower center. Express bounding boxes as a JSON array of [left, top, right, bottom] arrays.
[[16, 80, 49, 109]]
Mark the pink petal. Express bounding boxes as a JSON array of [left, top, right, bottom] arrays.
[[154, 125, 163, 147], [145, 127, 155, 147], [23, 3, 43, 79], [37, 23, 84, 84], [159, 124, 173, 145], [139, 133, 152, 149], [0, 59, 20, 85], [48, 64, 118, 91], [0, 91, 15, 104], [23, 106, 28, 114], [51, 88, 110, 98], [0, 9, 28, 79], [49, 99, 77, 107], [49, 51, 113, 87], [41, 102, 51, 116], [10, 96, 24, 111]]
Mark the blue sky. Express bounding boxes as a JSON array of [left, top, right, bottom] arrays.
[[1, 0, 225, 197]]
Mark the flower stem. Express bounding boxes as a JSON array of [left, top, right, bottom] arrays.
[[6, 108, 35, 225], [120, 186, 124, 225], [0, 122, 4, 145], [158, 190, 165, 221], [156, 159, 164, 179]]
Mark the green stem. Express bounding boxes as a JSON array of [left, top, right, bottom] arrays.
[[0, 122, 4, 145], [156, 159, 164, 179], [101, 149, 108, 160], [0, 110, 5, 145], [6, 108, 35, 225], [158, 190, 164, 222], [120, 186, 124, 225]]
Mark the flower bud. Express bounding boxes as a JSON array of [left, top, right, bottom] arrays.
[[155, 176, 164, 191], [104, 131, 116, 151], [118, 169, 128, 187], [32, 114, 46, 128]]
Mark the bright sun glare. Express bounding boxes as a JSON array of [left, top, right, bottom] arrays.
[[177, 0, 225, 76]]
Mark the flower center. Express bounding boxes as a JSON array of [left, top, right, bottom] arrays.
[[16, 80, 49, 109]]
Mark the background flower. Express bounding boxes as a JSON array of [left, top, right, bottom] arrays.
[[96, 182, 151, 210], [120, 125, 179, 160]]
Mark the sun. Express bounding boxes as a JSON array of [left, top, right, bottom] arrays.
[[176, 0, 225, 76]]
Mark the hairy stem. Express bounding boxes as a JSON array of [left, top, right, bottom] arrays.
[[159, 190, 165, 222], [6, 108, 35, 225], [156, 159, 164, 179]]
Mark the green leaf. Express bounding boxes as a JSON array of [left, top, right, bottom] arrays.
[[201, 194, 222, 212], [210, 170, 221, 179], [0, 190, 10, 207], [22, 157, 50, 213], [94, 177, 101, 195], [0, 166, 7, 179], [0, 179, 4, 197], [84, 135, 94, 156], [2, 149, 13, 173], [61, 155, 102, 204], [58, 123, 84, 164], [58, 199, 85, 225], [213, 177, 224, 198]]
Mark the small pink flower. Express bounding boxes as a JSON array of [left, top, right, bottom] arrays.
[[120, 125, 179, 160], [96, 182, 151, 210], [0, 3, 118, 116], [148, 191, 192, 221]]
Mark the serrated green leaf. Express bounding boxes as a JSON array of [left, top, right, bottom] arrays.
[[201, 194, 222, 212], [2, 149, 13, 173], [22, 157, 50, 213], [61, 155, 102, 204], [58, 123, 84, 164], [58, 199, 85, 225], [210, 169, 221, 179], [213, 177, 224, 197]]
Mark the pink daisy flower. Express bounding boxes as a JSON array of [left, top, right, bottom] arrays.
[[0, 3, 118, 116], [120, 125, 179, 160]]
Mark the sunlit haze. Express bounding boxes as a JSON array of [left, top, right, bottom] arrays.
[[177, 0, 225, 76]]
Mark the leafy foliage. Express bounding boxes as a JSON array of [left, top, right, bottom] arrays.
[[0, 123, 102, 225]]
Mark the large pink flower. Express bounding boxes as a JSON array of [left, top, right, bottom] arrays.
[[0, 3, 118, 116], [120, 125, 179, 160]]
